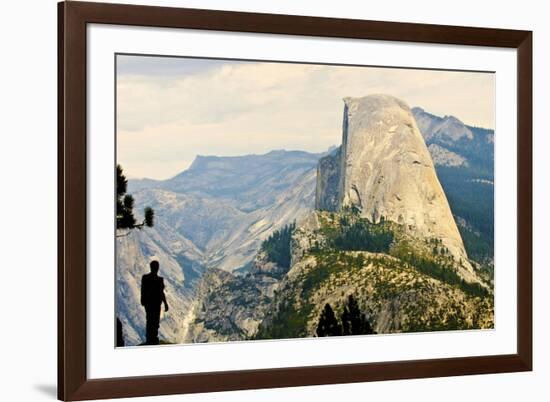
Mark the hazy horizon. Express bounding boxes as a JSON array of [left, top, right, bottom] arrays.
[[124, 147, 336, 180]]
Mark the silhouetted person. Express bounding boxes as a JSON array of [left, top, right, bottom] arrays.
[[141, 260, 168, 345]]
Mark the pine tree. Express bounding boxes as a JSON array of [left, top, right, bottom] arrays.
[[260, 223, 295, 268], [340, 295, 376, 335], [116, 164, 154, 235], [341, 305, 351, 335], [316, 303, 342, 337]]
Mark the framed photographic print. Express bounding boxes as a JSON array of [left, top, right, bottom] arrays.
[[58, 1, 532, 400]]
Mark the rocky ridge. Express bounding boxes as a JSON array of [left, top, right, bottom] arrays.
[[412, 107, 474, 143]]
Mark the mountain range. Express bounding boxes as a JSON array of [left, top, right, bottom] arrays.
[[116, 97, 494, 346]]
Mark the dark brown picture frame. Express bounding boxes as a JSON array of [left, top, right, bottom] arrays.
[[58, 1, 532, 400]]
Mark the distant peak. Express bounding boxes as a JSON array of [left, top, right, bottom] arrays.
[[412, 107, 437, 119], [188, 155, 217, 171], [413, 108, 467, 127], [443, 115, 463, 124], [181, 150, 321, 175], [413, 108, 473, 141]]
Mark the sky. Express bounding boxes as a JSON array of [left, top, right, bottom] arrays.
[[116, 55, 495, 180]]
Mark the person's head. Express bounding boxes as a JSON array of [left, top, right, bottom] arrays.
[[150, 260, 160, 274]]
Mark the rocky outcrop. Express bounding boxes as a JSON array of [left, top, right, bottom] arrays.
[[184, 250, 290, 342], [256, 211, 494, 339], [428, 144, 468, 167], [316, 95, 476, 282]]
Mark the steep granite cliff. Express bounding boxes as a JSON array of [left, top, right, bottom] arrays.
[[316, 95, 477, 283]]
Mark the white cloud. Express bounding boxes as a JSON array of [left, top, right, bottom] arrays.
[[117, 56, 494, 179]]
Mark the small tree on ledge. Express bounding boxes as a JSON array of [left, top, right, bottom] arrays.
[[116, 164, 154, 236]]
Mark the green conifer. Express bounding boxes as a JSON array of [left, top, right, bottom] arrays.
[[316, 303, 342, 337]]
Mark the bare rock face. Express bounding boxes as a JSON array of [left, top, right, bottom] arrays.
[[183, 250, 288, 343], [428, 144, 468, 167], [315, 147, 341, 211], [317, 94, 476, 282]]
